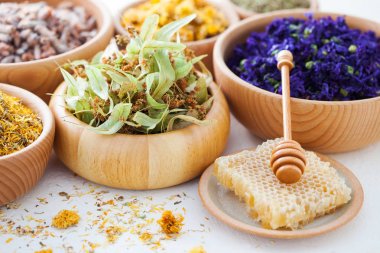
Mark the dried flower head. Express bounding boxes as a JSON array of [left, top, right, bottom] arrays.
[[189, 246, 207, 253], [51, 210, 80, 229], [104, 226, 124, 243], [34, 249, 53, 253], [157, 210, 184, 235]]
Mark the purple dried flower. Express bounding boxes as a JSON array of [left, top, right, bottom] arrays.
[[228, 15, 380, 101]]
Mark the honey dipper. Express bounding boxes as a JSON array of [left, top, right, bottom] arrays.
[[270, 50, 307, 184]]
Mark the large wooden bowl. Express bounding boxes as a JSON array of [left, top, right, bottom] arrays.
[[0, 0, 114, 102], [0, 83, 55, 205], [229, 0, 319, 19], [49, 82, 230, 190], [114, 0, 239, 73], [213, 10, 380, 153]]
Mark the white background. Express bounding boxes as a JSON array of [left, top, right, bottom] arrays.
[[1, 0, 380, 252]]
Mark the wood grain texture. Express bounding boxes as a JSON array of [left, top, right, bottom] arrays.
[[213, 10, 380, 153], [113, 0, 239, 73], [0, 83, 55, 205], [49, 81, 230, 190], [0, 0, 114, 103], [230, 0, 319, 19], [198, 151, 364, 239]]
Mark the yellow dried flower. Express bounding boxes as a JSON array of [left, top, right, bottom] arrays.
[[121, 0, 228, 42], [189, 246, 207, 253], [157, 210, 184, 235], [105, 226, 124, 243], [139, 232, 153, 242], [51, 210, 80, 229], [0, 91, 43, 156], [34, 249, 52, 253]]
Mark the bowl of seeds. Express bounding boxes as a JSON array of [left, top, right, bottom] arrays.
[[230, 0, 319, 19], [49, 15, 230, 190], [214, 10, 380, 153], [0, 0, 114, 102], [0, 83, 55, 205], [114, 0, 239, 72]]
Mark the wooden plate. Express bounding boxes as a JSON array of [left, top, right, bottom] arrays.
[[198, 152, 364, 239]]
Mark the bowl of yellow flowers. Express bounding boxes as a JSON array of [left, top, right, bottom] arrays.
[[114, 0, 239, 72], [50, 15, 230, 190], [0, 83, 55, 205]]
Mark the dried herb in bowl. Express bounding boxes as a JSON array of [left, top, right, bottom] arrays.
[[0, 91, 43, 156], [60, 14, 213, 135], [228, 15, 380, 101], [120, 0, 228, 42], [232, 0, 310, 13], [0, 1, 97, 63]]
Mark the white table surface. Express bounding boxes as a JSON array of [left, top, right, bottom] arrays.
[[2, 0, 380, 252]]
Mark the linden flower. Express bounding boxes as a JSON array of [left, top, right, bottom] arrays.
[[51, 210, 80, 229], [157, 210, 184, 235]]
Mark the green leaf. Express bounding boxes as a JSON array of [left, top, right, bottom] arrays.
[[143, 40, 186, 52], [132, 111, 162, 131], [76, 77, 88, 97], [152, 50, 175, 99], [91, 51, 103, 64], [69, 60, 88, 67], [60, 68, 81, 109], [140, 14, 159, 41], [166, 114, 208, 132], [175, 55, 206, 80], [60, 68, 78, 94], [107, 70, 137, 86], [85, 65, 109, 100], [154, 14, 196, 42], [92, 103, 132, 134], [75, 100, 93, 124], [145, 73, 167, 110], [195, 77, 208, 104]]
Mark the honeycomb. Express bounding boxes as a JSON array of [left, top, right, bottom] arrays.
[[214, 138, 352, 230]]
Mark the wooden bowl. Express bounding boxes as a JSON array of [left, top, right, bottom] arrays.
[[0, 0, 114, 103], [0, 83, 55, 205], [230, 0, 319, 19], [213, 10, 380, 153], [114, 0, 239, 73], [49, 82, 230, 190]]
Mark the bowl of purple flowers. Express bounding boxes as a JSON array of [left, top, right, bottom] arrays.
[[214, 10, 380, 153]]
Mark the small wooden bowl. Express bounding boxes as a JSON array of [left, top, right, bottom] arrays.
[[0, 83, 55, 205], [213, 10, 380, 153], [114, 0, 239, 73], [49, 82, 230, 190], [229, 0, 319, 19], [0, 0, 114, 102]]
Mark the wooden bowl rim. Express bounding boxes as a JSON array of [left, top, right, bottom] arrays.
[[213, 9, 380, 105], [0, 0, 113, 67], [229, 0, 319, 18], [114, 0, 240, 47], [0, 83, 55, 160], [198, 149, 364, 239], [50, 80, 226, 138]]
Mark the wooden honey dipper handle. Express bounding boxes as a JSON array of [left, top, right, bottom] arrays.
[[270, 50, 306, 184], [277, 50, 294, 140]]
